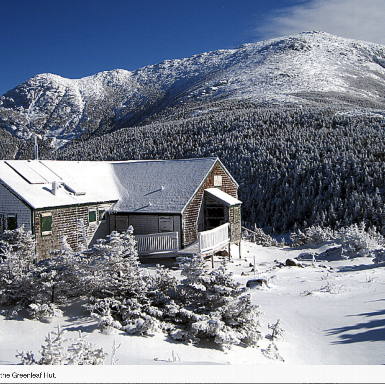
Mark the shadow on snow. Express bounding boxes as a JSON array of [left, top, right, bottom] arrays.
[[326, 307, 385, 344]]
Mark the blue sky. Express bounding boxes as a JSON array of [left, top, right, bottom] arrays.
[[1, 0, 385, 96]]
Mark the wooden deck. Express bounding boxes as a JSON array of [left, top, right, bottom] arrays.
[[137, 223, 233, 259], [138, 240, 199, 259]]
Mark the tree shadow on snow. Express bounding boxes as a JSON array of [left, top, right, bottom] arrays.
[[64, 321, 99, 334], [163, 334, 225, 352], [336, 263, 381, 273], [326, 308, 385, 344]]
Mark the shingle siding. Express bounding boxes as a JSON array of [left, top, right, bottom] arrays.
[[35, 203, 113, 260], [230, 206, 242, 243], [182, 161, 239, 247]]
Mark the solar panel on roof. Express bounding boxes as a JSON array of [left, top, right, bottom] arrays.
[[40, 161, 73, 181], [5, 160, 64, 184], [5, 161, 48, 184], [28, 161, 63, 183]]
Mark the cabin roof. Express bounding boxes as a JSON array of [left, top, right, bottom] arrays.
[[0, 157, 225, 212], [111, 158, 218, 213], [0, 160, 120, 209]]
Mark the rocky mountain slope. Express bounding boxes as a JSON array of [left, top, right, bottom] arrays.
[[1, 31, 385, 147]]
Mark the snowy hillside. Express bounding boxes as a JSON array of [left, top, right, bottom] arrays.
[[1, 31, 385, 146]]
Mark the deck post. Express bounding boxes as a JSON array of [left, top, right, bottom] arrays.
[[239, 241, 241, 259], [211, 254, 214, 268]]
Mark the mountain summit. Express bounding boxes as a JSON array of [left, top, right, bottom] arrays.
[[1, 31, 385, 146]]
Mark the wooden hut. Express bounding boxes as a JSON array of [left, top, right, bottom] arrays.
[[0, 158, 241, 259]]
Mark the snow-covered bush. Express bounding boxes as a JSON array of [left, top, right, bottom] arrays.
[[0, 228, 142, 323], [0, 228, 85, 317], [0, 227, 37, 317], [66, 331, 108, 365], [33, 251, 87, 306], [291, 223, 385, 259], [84, 228, 154, 335], [173, 255, 262, 348], [84, 253, 262, 349], [28, 303, 63, 321], [337, 223, 384, 257], [372, 248, 385, 264], [290, 225, 335, 246], [85, 227, 146, 298], [262, 342, 284, 362], [16, 326, 107, 365], [122, 314, 161, 336], [304, 225, 336, 244], [2, 226, 262, 350], [267, 319, 284, 341], [289, 229, 309, 247], [0, 225, 36, 262], [243, 226, 278, 247]]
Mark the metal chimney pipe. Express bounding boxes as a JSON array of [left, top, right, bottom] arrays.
[[52, 181, 58, 195]]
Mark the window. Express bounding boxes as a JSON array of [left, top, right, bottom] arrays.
[[159, 216, 173, 232], [7, 215, 17, 230], [98, 209, 106, 222], [214, 175, 222, 187], [116, 216, 128, 232], [88, 209, 97, 224], [41, 213, 52, 236]]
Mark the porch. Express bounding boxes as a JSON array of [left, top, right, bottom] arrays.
[[136, 222, 231, 258]]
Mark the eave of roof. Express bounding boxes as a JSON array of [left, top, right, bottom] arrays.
[[205, 188, 242, 207]]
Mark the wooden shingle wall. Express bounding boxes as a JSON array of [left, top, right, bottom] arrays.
[[230, 206, 242, 243], [35, 203, 113, 260], [182, 162, 238, 247]]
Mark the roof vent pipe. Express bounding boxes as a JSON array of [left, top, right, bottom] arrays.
[[32, 133, 42, 161], [52, 181, 58, 195]]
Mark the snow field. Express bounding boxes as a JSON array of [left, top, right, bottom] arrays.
[[1, 240, 385, 382]]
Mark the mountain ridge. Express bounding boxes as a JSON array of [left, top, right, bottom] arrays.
[[1, 31, 385, 146]]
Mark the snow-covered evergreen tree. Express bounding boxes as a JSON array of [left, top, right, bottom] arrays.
[[171, 255, 262, 347], [0, 227, 36, 317], [85, 227, 146, 298], [16, 326, 107, 365]]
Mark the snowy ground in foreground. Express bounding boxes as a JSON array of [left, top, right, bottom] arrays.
[[1, 240, 385, 382]]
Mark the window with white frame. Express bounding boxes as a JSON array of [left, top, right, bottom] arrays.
[[88, 208, 97, 225], [41, 212, 52, 236], [214, 175, 222, 187]]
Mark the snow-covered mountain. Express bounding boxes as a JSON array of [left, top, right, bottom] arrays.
[[1, 31, 385, 146]]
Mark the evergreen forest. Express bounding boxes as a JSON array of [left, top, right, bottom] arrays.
[[2, 101, 385, 235]]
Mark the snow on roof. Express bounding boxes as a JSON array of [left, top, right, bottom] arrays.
[[0, 158, 222, 212], [111, 158, 218, 213], [205, 188, 242, 207], [0, 160, 120, 209]]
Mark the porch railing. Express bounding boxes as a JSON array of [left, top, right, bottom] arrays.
[[136, 232, 179, 255], [199, 223, 230, 254]]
